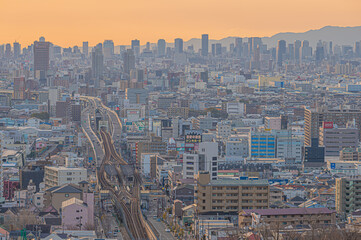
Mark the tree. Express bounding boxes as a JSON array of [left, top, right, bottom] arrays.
[[31, 112, 50, 121]]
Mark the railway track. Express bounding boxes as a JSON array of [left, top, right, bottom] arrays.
[[98, 129, 150, 240]]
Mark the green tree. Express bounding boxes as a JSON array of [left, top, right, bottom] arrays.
[[31, 112, 50, 121]]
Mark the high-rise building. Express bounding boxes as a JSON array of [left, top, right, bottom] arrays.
[[201, 34, 209, 57], [91, 44, 104, 88], [319, 124, 358, 156], [82, 41, 88, 56], [316, 41, 325, 63], [294, 40, 301, 63], [355, 41, 361, 58], [13, 41, 21, 58], [123, 49, 136, 75], [336, 177, 361, 214], [235, 38, 243, 58], [301, 40, 312, 61], [157, 39, 166, 57], [5, 43, 11, 58], [131, 39, 140, 56], [34, 37, 50, 80], [174, 38, 183, 54], [13, 77, 26, 100], [0, 45, 4, 58], [287, 43, 294, 61], [304, 107, 361, 146], [276, 40, 286, 67], [303, 138, 325, 171], [103, 40, 114, 59]]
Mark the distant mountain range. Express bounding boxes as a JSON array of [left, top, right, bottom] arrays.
[[180, 26, 361, 50]]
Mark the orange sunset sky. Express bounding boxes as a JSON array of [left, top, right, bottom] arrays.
[[1, 0, 360, 46]]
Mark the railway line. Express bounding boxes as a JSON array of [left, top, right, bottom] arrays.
[[81, 96, 157, 240]]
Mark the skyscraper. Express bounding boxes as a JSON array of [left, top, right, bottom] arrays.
[[201, 34, 209, 57], [294, 40, 301, 63], [174, 38, 183, 54], [5, 44, 11, 58], [355, 41, 361, 58], [13, 41, 21, 58], [0, 45, 4, 58], [235, 38, 243, 58], [287, 43, 294, 61], [276, 40, 286, 67], [315, 41, 325, 63], [131, 39, 140, 56], [82, 41, 89, 56], [157, 39, 166, 57], [123, 49, 136, 75], [91, 44, 104, 88], [103, 40, 114, 59], [301, 40, 312, 61], [34, 37, 50, 80]]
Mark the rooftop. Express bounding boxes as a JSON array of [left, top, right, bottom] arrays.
[[241, 207, 335, 216], [209, 178, 269, 187]]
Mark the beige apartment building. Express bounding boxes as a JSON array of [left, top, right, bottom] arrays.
[[239, 208, 336, 228], [44, 166, 87, 189], [195, 172, 269, 214]]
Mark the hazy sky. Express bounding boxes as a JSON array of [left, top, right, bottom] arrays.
[[1, 0, 360, 46]]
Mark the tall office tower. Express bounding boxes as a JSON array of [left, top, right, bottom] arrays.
[[0, 45, 4, 58], [91, 44, 104, 88], [276, 40, 286, 67], [34, 37, 50, 81], [248, 38, 253, 56], [103, 40, 114, 59], [253, 37, 262, 53], [235, 38, 243, 58], [123, 49, 136, 75], [13, 41, 21, 58], [249, 37, 262, 57], [211, 44, 216, 56], [315, 41, 325, 63], [5, 44, 11, 58], [145, 42, 150, 51], [201, 34, 209, 57], [13, 77, 26, 100], [82, 41, 89, 56], [355, 41, 361, 58], [329, 41, 333, 55], [287, 43, 294, 61], [301, 40, 312, 61], [131, 39, 140, 56], [294, 40, 301, 63], [157, 39, 166, 57], [174, 38, 183, 54], [216, 43, 222, 56]]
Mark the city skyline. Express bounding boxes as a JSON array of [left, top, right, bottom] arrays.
[[1, 0, 360, 46]]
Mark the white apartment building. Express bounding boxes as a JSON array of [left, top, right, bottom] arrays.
[[226, 102, 244, 116], [44, 166, 87, 189], [183, 142, 219, 180], [225, 135, 249, 162]]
